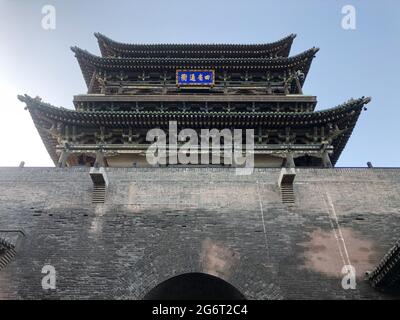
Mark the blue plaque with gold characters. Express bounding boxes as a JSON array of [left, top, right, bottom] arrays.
[[176, 70, 215, 86]]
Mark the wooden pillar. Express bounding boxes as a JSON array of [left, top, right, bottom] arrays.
[[284, 83, 290, 95], [57, 150, 70, 168], [94, 150, 105, 168], [285, 152, 295, 168], [322, 150, 333, 168], [295, 77, 303, 94]]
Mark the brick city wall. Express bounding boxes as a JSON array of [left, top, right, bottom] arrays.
[[0, 167, 399, 299]]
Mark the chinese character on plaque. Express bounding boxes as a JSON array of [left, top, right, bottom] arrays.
[[176, 70, 214, 86]]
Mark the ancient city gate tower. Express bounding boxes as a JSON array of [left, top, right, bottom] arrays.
[[20, 33, 370, 168], [0, 33, 399, 299]]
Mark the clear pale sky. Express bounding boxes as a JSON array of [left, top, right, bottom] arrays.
[[0, 0, 399, 167]]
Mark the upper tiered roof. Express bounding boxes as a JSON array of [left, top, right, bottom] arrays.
[[71, 46, 318, 89], [95, 33, 297, 58]]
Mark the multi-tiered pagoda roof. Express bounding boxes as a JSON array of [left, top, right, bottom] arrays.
[[19, 33, 370, 168]]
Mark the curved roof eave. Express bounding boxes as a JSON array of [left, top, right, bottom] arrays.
[[94, 32, 297, 58], [19, 94, 370, 166], [71, 46, 319, 89], [19, 94, 370, 121]]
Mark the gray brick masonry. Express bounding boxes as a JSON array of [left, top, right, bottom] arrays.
[[0, 167, 399, 299]]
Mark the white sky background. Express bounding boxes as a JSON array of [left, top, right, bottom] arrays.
[[0, 82, 53, 166]]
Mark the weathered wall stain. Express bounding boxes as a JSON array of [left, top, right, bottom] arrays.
[[299, 227, 380, 279], [200, 238, 240, 280]]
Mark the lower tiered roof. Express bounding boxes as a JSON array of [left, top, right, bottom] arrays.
[[19, 94, 370, 166]]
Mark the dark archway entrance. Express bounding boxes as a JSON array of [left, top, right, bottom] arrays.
[[143, 272, 246, 300]]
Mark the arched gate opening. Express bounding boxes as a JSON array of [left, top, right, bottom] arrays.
[[143, 272, 246, 300]]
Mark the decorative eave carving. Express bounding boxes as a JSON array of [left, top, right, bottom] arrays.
[[18, 94, 371, 166], [71, 46, 318, 89]]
